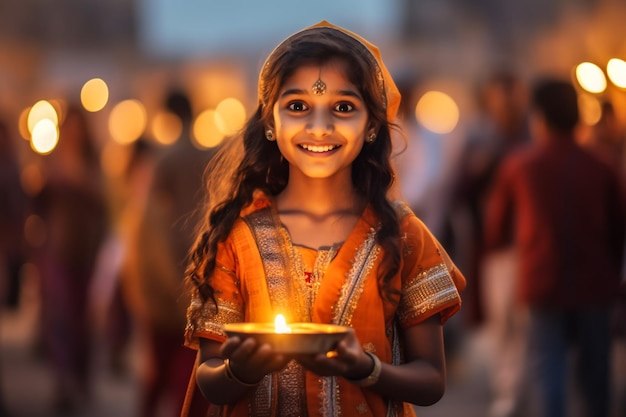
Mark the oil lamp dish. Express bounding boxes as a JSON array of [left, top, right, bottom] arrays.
[[223, 322, 350, 354]]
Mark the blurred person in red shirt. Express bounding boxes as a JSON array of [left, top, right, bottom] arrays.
[[484, 79, 626, 417]]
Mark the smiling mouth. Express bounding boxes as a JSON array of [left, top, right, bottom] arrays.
[[299, 144, 340, 153]]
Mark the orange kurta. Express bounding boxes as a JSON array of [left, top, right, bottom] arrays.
[[185, 192, 465, 417]]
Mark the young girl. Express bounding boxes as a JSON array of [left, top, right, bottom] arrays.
[[183, 21, 465, 417]]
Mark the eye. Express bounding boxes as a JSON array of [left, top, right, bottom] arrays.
[[335, 102, 354, 113], [287, 101, 308, 112]]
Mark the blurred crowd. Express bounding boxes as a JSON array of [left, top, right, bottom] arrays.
[[1, 69, 625, 417], [395, 72, 626, 417], [0, 89, 217, 417]]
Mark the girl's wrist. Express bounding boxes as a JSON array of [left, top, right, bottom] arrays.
[[224, 359, 263, 387], [345, 352, 382, 387]]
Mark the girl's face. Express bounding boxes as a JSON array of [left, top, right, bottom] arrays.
[[272, 58, 371, 181]]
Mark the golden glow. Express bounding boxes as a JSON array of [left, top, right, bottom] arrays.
[[576, 62, 607, 94], [193, 109, 225, 148], [214, 97, 246, 136], [151, 111, 182, 145], [81, 78, 109, 112], [578, 94, 602, 126], [274, 314, 291, 334], [30, 119, 59, 154], [27, 100, 58, 134], [415, 91, 460, 134], [108, 99, 147, 145], [607, 58, 626, 88]]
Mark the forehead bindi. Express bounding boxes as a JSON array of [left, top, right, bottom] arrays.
[[280, 60, 359, 98]]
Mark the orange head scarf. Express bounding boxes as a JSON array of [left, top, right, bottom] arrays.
[[258, 20, 401, 123]]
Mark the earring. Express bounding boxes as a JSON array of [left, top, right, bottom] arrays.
[[265, 129, 275, 141], [366, 132, 377, 143]]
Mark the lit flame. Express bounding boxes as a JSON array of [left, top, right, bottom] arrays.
[[274, 314, 292, 334]]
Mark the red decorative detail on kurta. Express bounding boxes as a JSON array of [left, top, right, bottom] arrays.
[[303, 271, 313, 286]]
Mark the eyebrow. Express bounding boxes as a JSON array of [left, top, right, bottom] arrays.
[[280, 88, 362, 100]]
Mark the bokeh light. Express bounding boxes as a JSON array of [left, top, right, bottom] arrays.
[[151, 111, 182, 145], [214, 97, 246, 136], [108, 99, 147, 145], [27, 100, 58, 134], [193, 109, 225, 148], [606, 58, 626, 88], [415, 91, 460, 134], [30, 119, 59, 154], [575, 62, 607, 94], [81, 78, 109, 112]]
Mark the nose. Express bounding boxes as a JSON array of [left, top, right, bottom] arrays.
[[305, 108, 334, 138]]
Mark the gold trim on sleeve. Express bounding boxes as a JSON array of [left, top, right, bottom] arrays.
[[398, 263, 460, 323]]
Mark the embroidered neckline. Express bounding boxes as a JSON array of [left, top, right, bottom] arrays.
[[278, 226, 338, 320]]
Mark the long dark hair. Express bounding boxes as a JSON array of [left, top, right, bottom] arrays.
[[186, 26, 401, 335]]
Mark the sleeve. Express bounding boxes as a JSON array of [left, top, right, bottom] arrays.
[[184, 231, 245, 349], [396, 209, 465, 327]]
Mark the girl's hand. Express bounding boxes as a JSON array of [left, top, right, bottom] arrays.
[[294, 329, 374, 380], [219, 335, 292, 383]]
